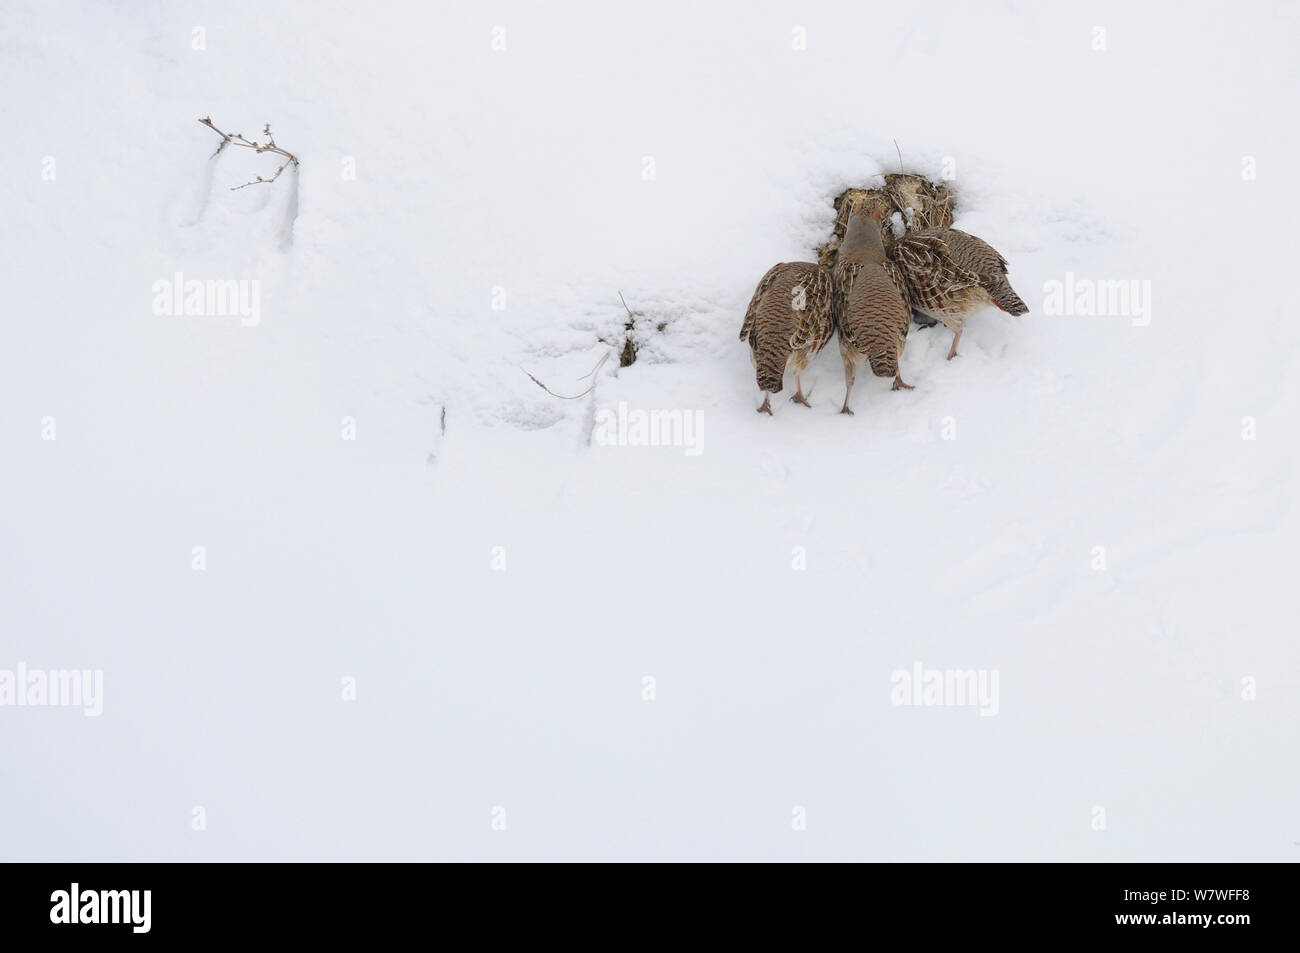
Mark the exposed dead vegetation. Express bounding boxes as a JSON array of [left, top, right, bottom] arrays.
[[198, 117, 299, 190], [817, 173, 955, 266]]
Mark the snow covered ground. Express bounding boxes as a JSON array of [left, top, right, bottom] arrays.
[[3, 0, 1297, 860]]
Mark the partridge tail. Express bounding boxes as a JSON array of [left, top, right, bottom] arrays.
[[867, 346, 899, 379], [987, 277, 1028, 316], [755, 344, 786, 394]]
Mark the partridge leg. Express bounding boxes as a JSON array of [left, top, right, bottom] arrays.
[[790, 374, 812, 407], [947, 328, 963, 361], [757, 393, 773, 415], [839, 357, 857, 415], [891, 375, 914, 391]]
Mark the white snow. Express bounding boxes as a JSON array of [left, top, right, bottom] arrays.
[[2, 0, 1297, 860]]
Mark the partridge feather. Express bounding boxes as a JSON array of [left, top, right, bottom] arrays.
[[833, 260, 910, 378], [889, 233, 980, 312], [830, 206, 913, 413], [889, 226, 1027, 359], [739, 261, 835, 412]]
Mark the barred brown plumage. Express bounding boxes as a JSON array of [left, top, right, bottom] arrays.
[[739, 261, 835, 414], [831, 203, 913, 415], [889, 227, 1028, 360]]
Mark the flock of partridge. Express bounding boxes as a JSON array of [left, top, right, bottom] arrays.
[[740, 200, 1028, 415]]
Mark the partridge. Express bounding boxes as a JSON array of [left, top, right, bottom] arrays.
[[739, 261, 835, 414], [889, 227, 1028, 360], [831, 204, 913, 415]]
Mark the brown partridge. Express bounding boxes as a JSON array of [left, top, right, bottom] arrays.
[[889, 227, 1028, 360], [739, 261, 835, 414], [831, 204, 913, 415]]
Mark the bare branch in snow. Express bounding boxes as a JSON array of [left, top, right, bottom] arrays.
[[198, 117, 299, 190], [578, 351, 611, 381], [522, 352, 610, 400]]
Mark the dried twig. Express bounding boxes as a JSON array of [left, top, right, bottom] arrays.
[[522, 352, 610, 399], [198, 117, 299, 190], [615, 291, 641, 367], [578, 351, 610, 381]]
